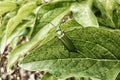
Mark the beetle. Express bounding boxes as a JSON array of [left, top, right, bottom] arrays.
[[50, 22, 77, 52]]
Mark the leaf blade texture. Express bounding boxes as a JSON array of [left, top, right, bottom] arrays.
[[19, 27, 120, 80]]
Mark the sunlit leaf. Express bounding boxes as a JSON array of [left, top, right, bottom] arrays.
[[94, 0, 116, 28], [0, 1, 17, 17], [6, 1, 37, 38], [71, 0, 99, 27], [0, 1, 37, 53]]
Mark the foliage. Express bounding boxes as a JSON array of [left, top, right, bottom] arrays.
[[1, 0, 120, 80]]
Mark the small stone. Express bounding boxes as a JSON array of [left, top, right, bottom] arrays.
[[1, 67, 4, 73], [29, 74, 35, 80]]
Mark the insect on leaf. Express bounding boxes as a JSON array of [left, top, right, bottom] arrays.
[[7, 7, 70, 70], [19, 27, 120, 80]]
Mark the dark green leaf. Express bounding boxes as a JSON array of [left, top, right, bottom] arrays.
[[112, 5, 120, 29]]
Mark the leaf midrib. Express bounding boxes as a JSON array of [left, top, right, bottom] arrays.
[[21, 57, 120, 64]]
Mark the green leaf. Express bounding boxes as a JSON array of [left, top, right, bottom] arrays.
[[94, 0, 116, 28], [7, 0, 75, 68], [71, 1, 99, 27], [31, 0, 74, 38], [19, 27, 120, 80], [0, 1, 37, 53], [0, 11, 17, 53], [10, 37, 20, 49], [7, 16, 36, 45], [7, 0, 79, 69], [39, 0, 75, 11], [31, 8, 67, 38], [7, 7, 70, 70], [112, 5, 120, 29], [0, 1, 17, 17], [115, 0, 120, 4], [6, 1, 37, 38], [60, 19, 81, 33]]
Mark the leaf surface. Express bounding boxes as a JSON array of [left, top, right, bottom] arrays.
[[94, 0, 116, 28], [71, 1, 99, 27], [0, 1, 17, 17], [31, 0, 74, 38], [7, 6, 70, 70], [7, 0, 74, 69], [6, 1, 37, 38], [0, 1, 37, 53], [20, 27, 120, 80], [0, 11, 17, 53]]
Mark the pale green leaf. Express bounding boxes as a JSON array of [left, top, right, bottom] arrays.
[[94, 0, 116, 28], [19, 27, 120, 80], [0, 1, 37, 53], [115, 0, 120, 4], [0, 11, 17, 53], [7, 16, 36, 45], [0, 1, 17, 17], [71, 1, 99, 27], [10, 37, 20, 49], [6, 1, 37, 38]]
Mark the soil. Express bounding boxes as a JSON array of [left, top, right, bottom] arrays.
[[0, 45, 44, 80]]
